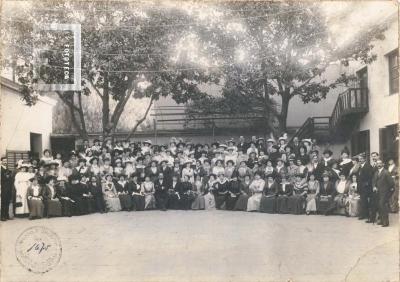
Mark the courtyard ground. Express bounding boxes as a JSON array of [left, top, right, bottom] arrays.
[[0, 211, 398, 282]]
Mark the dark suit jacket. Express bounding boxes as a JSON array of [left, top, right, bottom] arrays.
[[278, 183, 293, 196], [319, 181, 335, 196], [373, 168, 395, 197], [43, 185, 59, 201], [1, 166, 14, 200], [357, 162, 374, 195], [154, 180, 168, 196], [127, 181, 141, 194]]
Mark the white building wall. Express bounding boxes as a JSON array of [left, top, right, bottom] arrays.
[[0, 82, 56, 157], [357, 20, 399, 153]]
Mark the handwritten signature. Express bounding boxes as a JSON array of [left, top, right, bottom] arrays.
[[27, 242, 52, 254]]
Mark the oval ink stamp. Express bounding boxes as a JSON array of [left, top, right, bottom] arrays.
[[15, 226, 62, 273]]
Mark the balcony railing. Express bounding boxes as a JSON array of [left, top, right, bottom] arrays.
[[330, 87, 369, 130], [288, 116, 330, 143]]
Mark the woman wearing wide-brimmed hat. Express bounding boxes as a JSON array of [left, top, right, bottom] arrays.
[[225, 172, 241, 210], [27, 175, 44, 219], [276, 174, 293, 214], [14, 163, 34, 216], [43, 175, 62, 217], [191, 174, 205, 210], [288, 174, 308, 215], [247, 171, 265, 212], [181, 161, 195, 183], [56, 175, 74, 217], [260, 175, 279, 213], [234, 174, 252, 211], [317, 172, 335, 215], [204, 174, 217, 210], [141, 176, 156, 210], [213, 172, 229, 210], [115, 174, 133, 211]]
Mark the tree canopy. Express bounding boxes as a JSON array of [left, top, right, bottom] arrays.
[[1, 1, 391, 139]]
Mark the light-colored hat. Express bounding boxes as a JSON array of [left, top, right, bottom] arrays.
[[57, 175, 68, 181], [143, 140, 152, 145]]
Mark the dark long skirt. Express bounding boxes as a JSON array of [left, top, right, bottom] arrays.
[[28, 199, 44, 219], [215, 194, 227, 210], [225, 195, 238, 210], [168, 193, 180, 209], [132, 195, 145, 211], [260, 196, 276, 213], [45, 199, 62, 217], [234, 194, 249, 211], [287, 195, 305, 214], [155, 193, 169, 210], [178, 194, 192, 210], [92, 196, 106, 213], [72, 198, 89, 215], [191, 194, 205, 210], [276, 195, 290, 214], [317, 195, 333, 214], [60, 199, 73, 216], [119, 194, 133, 210]]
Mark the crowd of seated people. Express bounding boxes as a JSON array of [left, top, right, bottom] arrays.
[[1, 135, 397, 227]]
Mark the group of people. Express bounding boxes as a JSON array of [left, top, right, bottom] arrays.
[[1, 135, 398, 227]]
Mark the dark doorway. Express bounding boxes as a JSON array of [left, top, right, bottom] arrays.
[[351, 130, 370, 157], [379, 124, 399, 163], [30, 133, 42, 159], [51, 136, 76, 160]]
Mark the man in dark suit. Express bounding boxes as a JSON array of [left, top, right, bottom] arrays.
[[357, 154, 375, 221], [1, 157, 14, 221], [167, 175, 180, 210], [160, 160, 173, 187], [154, 173, 168, 211], [372, 160, 395, 227], [237, 136, 248, 153]]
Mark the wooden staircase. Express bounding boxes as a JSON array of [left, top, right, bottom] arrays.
[[289, 87, 369, 143]]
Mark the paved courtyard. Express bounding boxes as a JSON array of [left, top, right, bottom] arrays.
[[1, 211, 398, 282]]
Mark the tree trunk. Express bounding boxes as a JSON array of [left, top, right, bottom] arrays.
[[102, 73, 110, 141], [279, 91, 290, 134]]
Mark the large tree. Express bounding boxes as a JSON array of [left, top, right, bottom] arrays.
[[188, 2, 390, 135], [1, 1, 221, 140]]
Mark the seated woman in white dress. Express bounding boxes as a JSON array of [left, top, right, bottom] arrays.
[[330, 172, 349, 215], [102, 174, 121, 212], [141, 176, 156, 210], [346, 174, 360, 217], [204, 174, 217, 210], [247, 172, 265, 212]]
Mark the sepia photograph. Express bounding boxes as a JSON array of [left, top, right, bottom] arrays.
[[0, 0, 399, 281]]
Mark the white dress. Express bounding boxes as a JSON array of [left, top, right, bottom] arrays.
[[14, 171, 34, 214], [247, 179, 265, 211]]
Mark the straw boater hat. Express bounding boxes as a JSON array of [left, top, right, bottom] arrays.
[[278, 136, 287, 142], [302, 139, 312, 145], [57, 175, 68, 181], [143, 140, 152, 145], [267, 138, 275, 143]]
